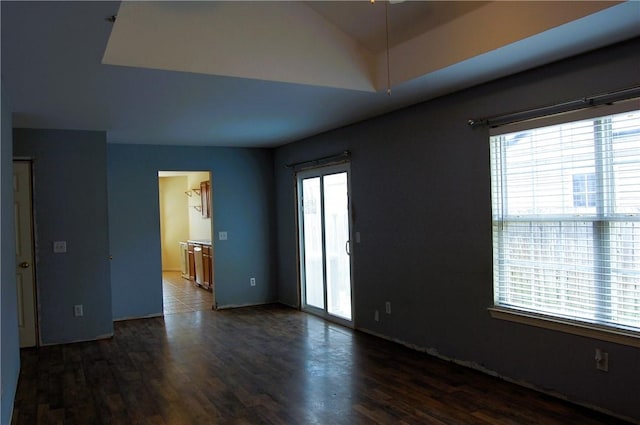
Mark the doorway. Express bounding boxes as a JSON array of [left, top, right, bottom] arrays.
[[13, 160, 38, 347], [158, 171, 214, 313], [297, 163, 354, 326]]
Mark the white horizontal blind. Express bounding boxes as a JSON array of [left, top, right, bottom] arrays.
[[490, 105, 640, 333]]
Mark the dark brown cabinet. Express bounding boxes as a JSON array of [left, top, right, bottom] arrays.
[[200, 180, 211, 218], [184, 241, 213, 291]]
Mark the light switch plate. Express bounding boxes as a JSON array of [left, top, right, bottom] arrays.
[[219, 231, 228, 241], [53, 241, 67, 253]]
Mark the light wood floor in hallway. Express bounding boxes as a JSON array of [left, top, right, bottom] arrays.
[[11, 304, 632, 425], [162, 271, 213, 314]]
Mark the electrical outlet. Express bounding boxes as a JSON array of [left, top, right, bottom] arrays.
[[374, 310, 379, 322], [74, 304, 83, 317], [595, 348, 608, 372], [385, 301, 391, 314], [53, 240, 67, 253], [218, 231, 228, 240], [250, 277, 256, 286]]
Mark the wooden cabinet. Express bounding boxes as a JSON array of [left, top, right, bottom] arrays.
[[200, 180, 211, 218], [185, 241, 213, 291]]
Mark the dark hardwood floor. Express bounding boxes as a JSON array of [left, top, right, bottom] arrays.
[[11, 304, 632, 425]]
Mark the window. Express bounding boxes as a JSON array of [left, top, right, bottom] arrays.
[[490, 104, 640, 339], [572, 173, 596, 208]]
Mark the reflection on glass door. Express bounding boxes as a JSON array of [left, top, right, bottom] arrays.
[[298, 164, 353, 324]]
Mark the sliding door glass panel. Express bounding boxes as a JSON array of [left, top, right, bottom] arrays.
[[298, 164, 353, 326], [323, 172, 351, 320], [302, 177, 324, 309]]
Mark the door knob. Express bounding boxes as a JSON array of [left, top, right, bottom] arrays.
[[19, 262, 30, 269]]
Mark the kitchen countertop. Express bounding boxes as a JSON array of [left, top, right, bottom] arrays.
[[186, 239, 212, 246]]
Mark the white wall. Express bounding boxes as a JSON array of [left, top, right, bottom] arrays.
[[159, 176, 189, 271], [188, 171, 212, 240]]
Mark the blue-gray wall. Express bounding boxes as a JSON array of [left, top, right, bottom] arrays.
[[2, 35, 638, 424], [107, 144, 275, 319], [274, 38, 640, 421], [13, 129, 113, 345], [1, 82, 20, 425]]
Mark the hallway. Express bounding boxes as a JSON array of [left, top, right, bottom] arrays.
[[162, 271, 213, 314]]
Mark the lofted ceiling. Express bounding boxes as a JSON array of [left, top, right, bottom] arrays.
[[2, 1, 639, 148]]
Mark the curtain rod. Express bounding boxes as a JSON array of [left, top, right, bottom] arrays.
[[285, 150, 351, 169], [468, 86, 640, 129]]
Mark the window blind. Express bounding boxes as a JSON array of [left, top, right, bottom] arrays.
[[490, 103, 640, 333]]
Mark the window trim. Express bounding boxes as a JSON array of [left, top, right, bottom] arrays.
[[489, 100, 640, 346], [489, 307, 640, 347]]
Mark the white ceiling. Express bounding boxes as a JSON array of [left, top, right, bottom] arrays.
[[306, 1, 488, 54], [2, 1, 639, 148]]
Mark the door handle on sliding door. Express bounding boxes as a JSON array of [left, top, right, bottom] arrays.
[[345, 240, 351, 256]]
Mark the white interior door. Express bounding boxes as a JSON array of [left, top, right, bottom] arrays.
[[14, 160, 38, 347], [298, 164, 353, 325]]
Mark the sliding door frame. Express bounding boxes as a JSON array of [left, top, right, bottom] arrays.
[[296, 163, 354, 328]]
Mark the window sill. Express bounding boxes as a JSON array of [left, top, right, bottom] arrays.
[[488, 307, 640, 348]]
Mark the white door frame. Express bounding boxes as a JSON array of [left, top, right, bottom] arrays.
[[13, 160, 39, 347], [296, 163, 354, 328]]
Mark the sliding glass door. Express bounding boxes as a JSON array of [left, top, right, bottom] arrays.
[[297, 164, 353, 325]]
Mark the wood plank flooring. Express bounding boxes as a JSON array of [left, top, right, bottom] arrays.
[[11, 304, 632, 425]]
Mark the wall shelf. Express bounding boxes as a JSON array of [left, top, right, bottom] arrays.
[[185, 182, 210, 217], [185, 188, 201, 197]]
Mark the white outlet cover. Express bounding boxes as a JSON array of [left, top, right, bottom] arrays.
[[219, 231, 228, 240], [53, 240, 67, 253]]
